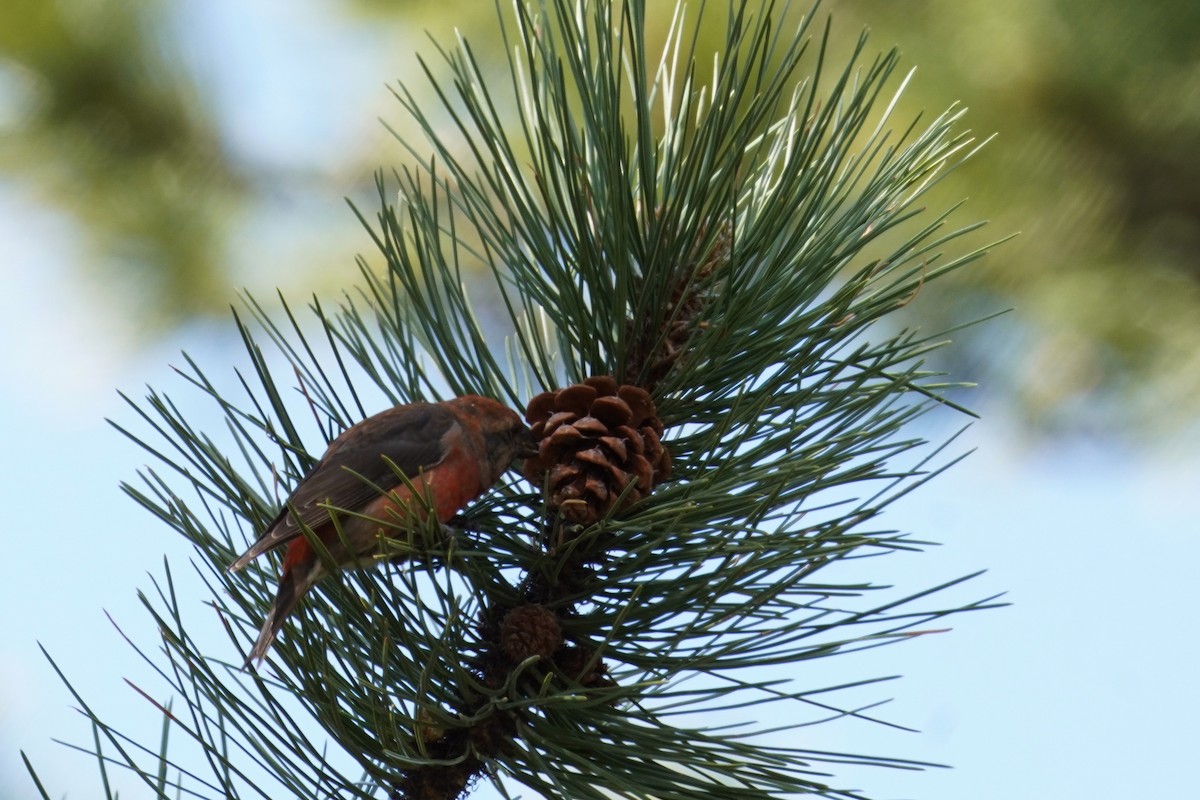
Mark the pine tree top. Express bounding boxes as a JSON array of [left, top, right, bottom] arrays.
[[27, 2, 1003, 798]]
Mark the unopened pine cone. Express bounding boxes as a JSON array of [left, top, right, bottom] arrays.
[[626, 216, 731, 389], [524, 376, 670, 525]]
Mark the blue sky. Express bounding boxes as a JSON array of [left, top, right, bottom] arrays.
[[2, 2, 1197, 798]]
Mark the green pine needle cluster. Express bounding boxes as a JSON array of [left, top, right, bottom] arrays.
[[26, 1, 1004, 799]]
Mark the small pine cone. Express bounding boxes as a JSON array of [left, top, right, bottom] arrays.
[[553, 645, 614, 690], [416, 708, 446, 743], [524, 376, 671, 525], [627, 217, 732, 387], [499, 604, 562, 662]]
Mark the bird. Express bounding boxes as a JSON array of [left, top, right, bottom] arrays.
[[229, 395, 532, 665]]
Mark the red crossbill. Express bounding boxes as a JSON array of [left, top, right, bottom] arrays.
[[229, 395, 531, 665]]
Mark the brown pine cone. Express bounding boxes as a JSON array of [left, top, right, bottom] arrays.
[[524, 376, 671, 525], [626, 216, 732, 388], [499, 604, 562, 662], [553, 645, 614, 690]]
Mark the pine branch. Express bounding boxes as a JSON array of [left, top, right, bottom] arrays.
[[33, 2, 1005, 799]]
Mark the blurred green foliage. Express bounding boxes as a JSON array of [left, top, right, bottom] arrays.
[[0, 0, 243, 326], [1, 0, 1196, 433], [836, 0, 1200, 433]]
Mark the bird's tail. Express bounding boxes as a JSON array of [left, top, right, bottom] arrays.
[[244, 564, 315, 668]]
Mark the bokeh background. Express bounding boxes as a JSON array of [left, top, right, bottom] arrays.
[[2, 1, 1196, 798]]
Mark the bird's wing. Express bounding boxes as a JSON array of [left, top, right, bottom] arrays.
[[229, 403, 455, 570]]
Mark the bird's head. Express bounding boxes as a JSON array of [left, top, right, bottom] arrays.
[[450, 395, 536, 485]]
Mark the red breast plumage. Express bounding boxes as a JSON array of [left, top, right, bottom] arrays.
[[230, 395, 532, 665]]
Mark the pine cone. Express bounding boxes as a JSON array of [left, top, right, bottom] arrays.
[[626, 216, 732, 388], [553, 645, 614, 690], [499, 604, 562, 662], [524, 376, 671, 526]]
